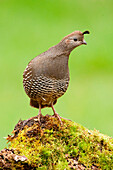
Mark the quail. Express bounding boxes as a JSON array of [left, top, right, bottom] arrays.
[[23, 30, 89, 124]]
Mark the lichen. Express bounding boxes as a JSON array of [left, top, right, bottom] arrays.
[[3, 115, 113, 169]]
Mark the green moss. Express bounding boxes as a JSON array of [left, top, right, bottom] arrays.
[[8, 116, 113, 169]]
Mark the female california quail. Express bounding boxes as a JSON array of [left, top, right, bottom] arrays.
[[23, 30, 89, 124]]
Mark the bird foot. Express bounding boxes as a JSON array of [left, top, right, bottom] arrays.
[[23, 114, 42, 127], [37, 113, 42, 124], [60, 116, 72, 122], [22, 116, 38, 126], [52, 112, 63, 125]]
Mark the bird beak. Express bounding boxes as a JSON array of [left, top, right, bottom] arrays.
[[82, 40, 87, 45]]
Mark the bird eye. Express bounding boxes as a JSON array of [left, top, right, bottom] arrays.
[[73, 38, 77, 41]]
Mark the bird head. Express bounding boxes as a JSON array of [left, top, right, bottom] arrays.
[[61, 30, 90, 51]]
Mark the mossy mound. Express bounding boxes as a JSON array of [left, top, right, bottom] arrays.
[[1, 115, 113, 169]]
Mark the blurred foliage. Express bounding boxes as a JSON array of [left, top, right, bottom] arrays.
[[0, 0, 113, 150]]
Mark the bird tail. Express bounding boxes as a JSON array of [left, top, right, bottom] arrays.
[[30, 99, 39, 108], [30, 98, 57, 109]]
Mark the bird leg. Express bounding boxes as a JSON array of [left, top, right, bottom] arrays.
[[37, 103, 42, 122], [51, 103, 63, 125]]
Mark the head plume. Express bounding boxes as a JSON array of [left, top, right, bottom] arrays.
[[82, 31, 90, 35]]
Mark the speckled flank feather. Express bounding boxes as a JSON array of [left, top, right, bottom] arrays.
[[23, 63, 33, 96], [23, 63, 69, 108]]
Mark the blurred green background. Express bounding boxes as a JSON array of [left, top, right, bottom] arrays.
[[0, 0, 113, 150]]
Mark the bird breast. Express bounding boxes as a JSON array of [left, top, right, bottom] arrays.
[[23, 54, 70, 102], [31, 53, 69, 80]]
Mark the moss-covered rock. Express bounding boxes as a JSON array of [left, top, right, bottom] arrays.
[[1, 115, 113, 169]]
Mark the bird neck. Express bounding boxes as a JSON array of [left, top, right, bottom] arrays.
[[57, 41, 76, 54], [48, 41, 71, 56]]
